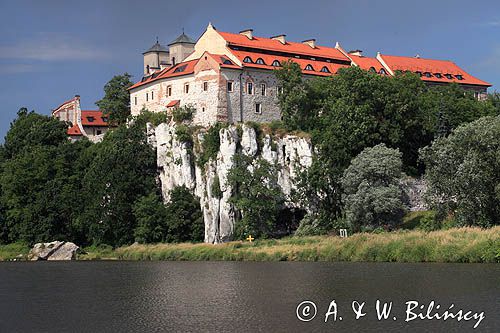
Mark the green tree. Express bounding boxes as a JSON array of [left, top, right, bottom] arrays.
[[228, 154, 285, 239], [80, 125, 157, 246], [420, 116, 500, 227], [163, 186, 204, 243], [96, 73, 133, 125], [133, 192, 168, 243], [341, 144, 408, 231]]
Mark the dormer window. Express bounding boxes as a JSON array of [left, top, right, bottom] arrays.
[[424, 72, 432, 78], [304, 64, 314, 71], [243, 56, 253, 63], [320, 66, 330, 73], [369, 67, 376, 73], [102, 117, 108, 122], [87, 116, 95, 122], [379, 69, 387, 75], [435, 73, 442, 78], [272, 60, 281, 67], [416, 71, 422, 77], [456, 74, 464, 80], [445, 74, 453, 79], [173, 64, 187, 73], [222, 58, 233, 65], [255, 58, 265, 65]]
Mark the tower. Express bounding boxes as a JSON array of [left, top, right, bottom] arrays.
[[143, 38, 170, 75], [168, 31, 196, 66]]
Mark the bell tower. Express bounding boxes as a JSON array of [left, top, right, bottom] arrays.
[[143, 38, 170, 75], [168, 30, 196, 66]]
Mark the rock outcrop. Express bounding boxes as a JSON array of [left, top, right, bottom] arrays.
[[28, 241, 80, 261], [149, 123, 313, 243]]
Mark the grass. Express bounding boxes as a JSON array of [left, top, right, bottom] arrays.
[[2, 227, 498, 263], [81, 227, 499, 263]]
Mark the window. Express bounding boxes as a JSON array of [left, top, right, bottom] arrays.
[[247, 82, 253, 95], [202, 107, 206, 112], [416, 71, 422, 77], [277, 86, 283, 95], [424, 72, 431, 78], [174, 64, 187, 73], [304, 64, 314, 71], [151, 91, 154, 100], [227, 81, 234, 92], [435, 73, 442, 78], [255, 103, 262, 114], [102, 117, 108, 122], [243, 56, 253, 63], [261, 83, 266, 96], [456, 74, 464, 80], [203, 82, 208, 91], [379, 69, 387, 75], [256, 58, 265, 65], [87, 117, 94, 122], [167, 85, 172, 97], [272, 60, 281, 67], [184, 84, 189, 94], [445, 74, 453, 79], [96, 129, 102, 135], [320, 66, 330, 73], [146, 92, 148, 101], [134, 96, 137, 105], [172, 57, 176, 65], [369, 67, 376, 73]]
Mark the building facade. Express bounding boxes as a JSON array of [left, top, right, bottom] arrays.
[[129, 24, 492, 126], [52, 95, 112, 142]]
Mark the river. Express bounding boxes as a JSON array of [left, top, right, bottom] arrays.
[[0, 262, 498, 332]]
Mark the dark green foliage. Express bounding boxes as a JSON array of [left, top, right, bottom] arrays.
[[420, 116, 500, 227], [197, 122, 226, 167], [172, 105, 194, 123], [133, 108, 170, 127], [228, 154, 285, 239], [164, 186, 204, 243], [133, 192, 168, 243], [79, 125, 157, 246], [96, 73, 133, 125], [175, 124, 193, 144], [341, 144, 408, 231]]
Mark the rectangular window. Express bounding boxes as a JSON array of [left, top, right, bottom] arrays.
[[167, 85, 172, 97], [146, 92, 148, 102], [203, 82, 208, 91], [247, 82, 253, 95], [261, 83, 266, 96], [151, 91, 154, 100], [134, 96, 137, 105], [184, 84, 189, 94], [227, 81, 234, 92], [276, 86, 283, 95], [255, 103, 262, 114]]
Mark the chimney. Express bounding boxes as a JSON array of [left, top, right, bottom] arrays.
[[414, 54, 421, 59], [75, 95, 80, 100], [271, 34, 286, 44], [302, 39, 316, 48], [239, 29, 253, 40], [348, 49, 363, 57]]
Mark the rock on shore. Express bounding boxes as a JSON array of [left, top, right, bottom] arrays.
[[28, 241, 80, 261]]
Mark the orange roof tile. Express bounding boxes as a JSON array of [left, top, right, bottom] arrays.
[[380, 54, 491, 86], [218, 31, 350, 62], [349, 54, 387, 73], [67, 124, 83, 136], [166, 100, 180, 107], [129, 59, 199, 90], [81, 110, 109, 126]]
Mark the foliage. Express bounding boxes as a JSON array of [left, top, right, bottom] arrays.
[[164, 186, 204, 243], [172, 105, 195, 123], [228, 154, 285, 239], [95, 73, 133, 125], [197, 122, 226, 167], [132, 108, 170, 127], [341, 144, 408, 231], [79, 125, 157, 246], [420, 116, 500, 227], [175, 124, 193, 144], [133, 192, 168, 243]]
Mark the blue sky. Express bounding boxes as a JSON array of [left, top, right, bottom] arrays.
[[1, 0, 499, 141]]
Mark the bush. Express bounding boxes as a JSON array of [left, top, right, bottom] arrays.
[[133, 193, 168, 243], [341, 144, 408, 231], [197, 122, 226, 167], [172, 105, 194, 123], [164, 186, 204, 243], [175, 125, 193, 144]]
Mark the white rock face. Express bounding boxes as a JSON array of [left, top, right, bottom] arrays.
[[28, 241, 80, 260], [150, 123, 313, 243]]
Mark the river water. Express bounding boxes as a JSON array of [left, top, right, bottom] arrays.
[[0, 262, 498, 332]]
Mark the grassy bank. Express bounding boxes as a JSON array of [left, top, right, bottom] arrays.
[[1, 227, 498, 262], [83, 227, 499, 263]]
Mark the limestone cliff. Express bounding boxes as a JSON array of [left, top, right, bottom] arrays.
[[147, 123, 313, 243]]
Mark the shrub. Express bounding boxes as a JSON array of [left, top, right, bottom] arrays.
[[172, 105, 194, 123], [175, 125, 193, 144], [197, 122, 226, 167]]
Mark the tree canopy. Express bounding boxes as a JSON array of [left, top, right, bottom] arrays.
[[96, 73, 133, 125]]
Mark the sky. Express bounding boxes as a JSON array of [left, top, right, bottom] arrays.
[[0, 0, 499, 141]]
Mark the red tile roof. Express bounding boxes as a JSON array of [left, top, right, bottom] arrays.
[[349, 54, 387, 73], [67, 124, 83, 136], [166, 100, 180, 107], [218, 31, 350, 62], [379, 54, 491, 86], [81, 110, 109, 126], [129, 59, 199, 90], [52, 96, 78, 114], [230, 50, 349, 76]]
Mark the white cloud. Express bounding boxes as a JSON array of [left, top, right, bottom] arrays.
[[0, 33, 110, 61]]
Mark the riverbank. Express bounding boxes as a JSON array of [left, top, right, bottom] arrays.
[[2, 227, 498, 262]]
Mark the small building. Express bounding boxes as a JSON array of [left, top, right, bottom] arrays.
[[52, 95, 112, 142]]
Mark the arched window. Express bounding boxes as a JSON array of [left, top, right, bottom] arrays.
[[424, 72, 432, 78], [243, 56, 253, 63], [320, 66, 330, 73], [369, 67, 376, 73], [435, 73, 442, 78], [255, 58, 265, 65], [272, 60, 281, 67], [304, 64, 314, 71], [445, 74, 453, 79], [379, 69, 387, 75], [456, 74, 464, 80]]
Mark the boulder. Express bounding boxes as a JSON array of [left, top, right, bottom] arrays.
[[28, 241, 80, 261]]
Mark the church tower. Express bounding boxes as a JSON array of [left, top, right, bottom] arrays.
[[168, 31, 196, 66], [143, 38, 170, 75]]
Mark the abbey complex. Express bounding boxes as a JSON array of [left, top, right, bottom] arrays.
[[128, 23, 490, 126]]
